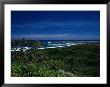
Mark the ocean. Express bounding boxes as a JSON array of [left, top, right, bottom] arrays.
[[11, 40, 100, 51], [39, 40, 100, 48]]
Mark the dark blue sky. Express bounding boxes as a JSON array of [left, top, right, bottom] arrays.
[[11, 11, 100, 40]]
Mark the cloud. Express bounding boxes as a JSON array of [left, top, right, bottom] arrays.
[[23, 34, 66, 38], [12, 33, 99, 40], [12, 34, 66, 39], [12, 21, 99, 30]]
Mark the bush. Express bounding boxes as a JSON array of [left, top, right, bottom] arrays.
[[11, 42, 100, 77]]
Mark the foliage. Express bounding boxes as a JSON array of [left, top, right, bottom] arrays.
[[11, 40, 100, 77]]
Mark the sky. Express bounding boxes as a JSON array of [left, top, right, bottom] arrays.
[[11, 11, 100, 40]]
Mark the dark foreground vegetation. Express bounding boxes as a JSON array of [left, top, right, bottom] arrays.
[[11, 40, 100, 77]]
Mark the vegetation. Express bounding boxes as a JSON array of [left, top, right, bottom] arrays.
[[11, 40, 100, 77]]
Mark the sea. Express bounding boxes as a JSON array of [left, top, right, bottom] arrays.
[[11, 40, 100, 51], [38, 40, 100, 48]]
